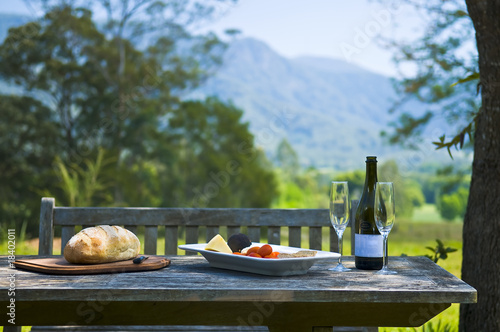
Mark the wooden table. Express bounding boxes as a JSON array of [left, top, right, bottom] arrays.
[[0, 255, 476, 332]]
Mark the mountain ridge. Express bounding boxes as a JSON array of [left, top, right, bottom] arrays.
[[191, 37, 404, 169]]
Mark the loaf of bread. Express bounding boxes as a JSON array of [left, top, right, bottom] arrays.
[[63, 225, 140, 264]]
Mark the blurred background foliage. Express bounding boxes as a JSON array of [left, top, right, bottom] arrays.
[[0, 1, 470, 240], [0, 1, 276, 237], [271, 139, 469, 223]]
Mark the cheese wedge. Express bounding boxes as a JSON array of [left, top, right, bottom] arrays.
[[205, 234, 232, 254]]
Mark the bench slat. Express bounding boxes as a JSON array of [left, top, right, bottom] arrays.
[[330, 227, 338, 252], [46, 199, 357, 257], [309, 227, 322, 250], [52, 208, 331, 227], [288, 226, 301, 248], [268, 226, 280, 245], [247, 226, 260, 243], [165, 226, 178, 255], [125, 225, 138, 235], [206, 226, 219, 242], [39, 197, 55, 255], [227, 226, 240, 238], [185, 226, 199, 255], [350, 200, 359, 255], [60, 226, 75, 253], [144, 226, 158, 255]]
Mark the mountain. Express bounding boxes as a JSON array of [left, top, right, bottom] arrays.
[[190, 38, 407, 169]]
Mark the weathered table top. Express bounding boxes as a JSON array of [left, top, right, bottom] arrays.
[[0, 255, 476, 331]]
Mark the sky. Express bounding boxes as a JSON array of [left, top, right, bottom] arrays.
[[198, 0, 423, 77], [1, 0, 424, 77]]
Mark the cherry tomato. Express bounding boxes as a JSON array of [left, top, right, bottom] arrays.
[[245, 246, 261, 255], [264, 252, 279, 258], [257, 244, 273, 257]]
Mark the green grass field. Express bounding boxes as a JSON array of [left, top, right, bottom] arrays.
[[1, 204, 463, 332]]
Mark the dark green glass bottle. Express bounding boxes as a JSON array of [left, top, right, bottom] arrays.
[[354, 156, 383, 270]]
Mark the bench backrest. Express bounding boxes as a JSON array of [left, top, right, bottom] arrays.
[[39, 197, 358, 255]]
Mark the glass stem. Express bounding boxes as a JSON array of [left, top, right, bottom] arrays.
[[337, 231, 343, 266], [383, 234, 388, 269]]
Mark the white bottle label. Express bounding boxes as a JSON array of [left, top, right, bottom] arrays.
[[355, 234, 383, 257]]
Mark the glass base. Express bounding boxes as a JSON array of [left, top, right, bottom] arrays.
[[376, 266, 397, 275], [329, 263, 351, 272]]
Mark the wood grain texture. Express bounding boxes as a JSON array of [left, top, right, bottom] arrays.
[[350, 200, 359, 250], [39, 197, 55, 255], [124, 225, 138, 235], [13, 256, 170, 275], [227, 226, 240, 238], [206, 226, 219, 242], [40, 198, 359, 257], [267, 226, 280, 245], [29, 196, 475, 331], [6, 300, 448, 327], [0, 255, 476, 330], [165, 226, 178, 255], [3, 326, 21, 332], [52, 207, 331, 227], [288, 226, 301, 248], [30, 326, 270, 331], [247, 226, 260, 243], [60, 226, 75, 253], [329, 227, 338, 253], [185, 226, 199, 256], [1, 256, 476, 304], [309, 227, 322, 250], [144, 226, 158, 255]]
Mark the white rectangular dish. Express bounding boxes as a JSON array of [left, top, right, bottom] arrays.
[[178, 243, 339, 276]]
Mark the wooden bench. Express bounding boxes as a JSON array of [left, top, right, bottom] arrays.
[[38, 197, 357, 255], [25, 197, 376, 332]]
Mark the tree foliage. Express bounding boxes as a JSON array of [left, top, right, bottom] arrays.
[[335, 160, 425, 218], [0, 2, 278, 237], [438, 187, 468, 221], [275, 138, 300, 177], [380, 0, 480, 154], [0, 95, 60, 231]]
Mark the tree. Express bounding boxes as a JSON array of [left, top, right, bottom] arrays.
[[0, 96, 61, 236], [50, 148, 115, 207], [377, 160, 424, 218], [439, 193, 462, 221], [437, 187, 469, 221], [336, 161, 424, 218], [460, 1, 500, 330], [275, 138, 300, 177], [380, 0, 500, 329], [380, 0, 479, 153], [165, 97, 278, 208], [0, 3, 279, 236]]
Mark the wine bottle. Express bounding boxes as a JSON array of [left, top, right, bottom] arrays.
[[354, 156, 383, 270]]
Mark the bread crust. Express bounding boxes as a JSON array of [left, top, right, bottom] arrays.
[[63, 225, 140, 264]]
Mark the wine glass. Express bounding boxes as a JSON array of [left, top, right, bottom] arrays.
[[329, 181, 351, 272], [374, 182, 397, 275]]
